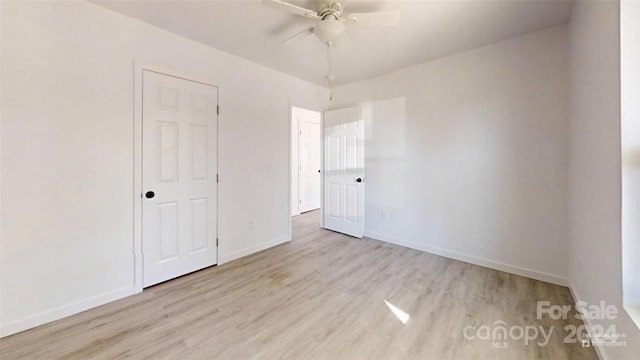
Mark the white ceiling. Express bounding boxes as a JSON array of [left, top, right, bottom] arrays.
[[92, 0, 573, 87]]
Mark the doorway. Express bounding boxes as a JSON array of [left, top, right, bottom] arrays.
[[291, 106, 322, 216]]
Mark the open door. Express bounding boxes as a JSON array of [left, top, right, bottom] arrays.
[[323, 106, 364, 238], [299, 120, 321, 213]]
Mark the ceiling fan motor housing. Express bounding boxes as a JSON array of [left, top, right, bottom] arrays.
[[317, 1, 342, 19]]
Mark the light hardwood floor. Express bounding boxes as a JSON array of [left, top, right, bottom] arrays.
[[0, 210, 596, 359]]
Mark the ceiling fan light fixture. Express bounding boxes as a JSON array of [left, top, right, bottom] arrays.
[[313, 17, 345, 45]]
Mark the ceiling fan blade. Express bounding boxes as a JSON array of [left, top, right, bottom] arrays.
[[262, 0, 320, 19], [282, 27, 314, 45], [344, 11, 401, 26]]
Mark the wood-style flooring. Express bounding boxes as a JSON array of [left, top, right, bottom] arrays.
[[0, 210, 597, 359]]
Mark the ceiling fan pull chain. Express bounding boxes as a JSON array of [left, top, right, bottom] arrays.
[[326, 44, 334, 102], [327, 44, 333, 77]]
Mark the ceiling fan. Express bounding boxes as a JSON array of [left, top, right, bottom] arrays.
[[262, 0, 401, 46]]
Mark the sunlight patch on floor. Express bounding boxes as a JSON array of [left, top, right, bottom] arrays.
[[384, 300, 410, 324]]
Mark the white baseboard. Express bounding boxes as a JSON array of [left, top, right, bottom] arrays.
[[219, 236, 291, 265], [364, 231, 568, 287], [567, 281, 606, 360], [0, 285, 139, 338], [1, 235, 293, 338]]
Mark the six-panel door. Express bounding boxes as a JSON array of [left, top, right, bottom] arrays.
[[323, 106, 364, 238], [142, 70, 218, 287]]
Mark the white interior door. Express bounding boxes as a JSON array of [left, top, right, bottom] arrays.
[[299, 120, 321, 213], [323, 106, 364, 237], [142, 70, 218, 287]]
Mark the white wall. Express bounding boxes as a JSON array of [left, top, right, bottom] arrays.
[[291, 106, 322, 216], [0, 1, 327, 336], [621, 0, 640, 323], [332, 25, 570, 285], [568, 0, 640, 358]]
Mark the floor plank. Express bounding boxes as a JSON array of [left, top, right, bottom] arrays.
[[0, 210, 597, 359]]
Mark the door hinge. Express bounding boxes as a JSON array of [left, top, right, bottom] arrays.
[[216, 238, 219, 247], [217, 105, 219, 115], [216, 174, 219, 183], [300, 130, 302, 135]]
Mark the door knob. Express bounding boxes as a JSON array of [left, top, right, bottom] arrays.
[[318, 170, 321, 173], [356, 178, 363, 183], [145, 191, 155, 199]]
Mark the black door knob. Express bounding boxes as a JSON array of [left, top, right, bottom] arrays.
[[318, 170, 321, 173], [145, 191, 155, 199], [356, 178, 363, 183]]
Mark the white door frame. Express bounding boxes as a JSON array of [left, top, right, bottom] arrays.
[[133, 61, 219, 292]]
